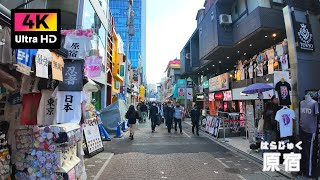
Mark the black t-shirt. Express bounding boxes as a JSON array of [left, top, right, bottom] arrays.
[[275, 81, 291, 105]]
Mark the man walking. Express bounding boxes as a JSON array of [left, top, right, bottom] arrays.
[[190, 105, 201, 136], [164, 101, 175, 133], [149, 102, 159, 133], [140, 102, 148, 123], [174, 102, 183, 134]]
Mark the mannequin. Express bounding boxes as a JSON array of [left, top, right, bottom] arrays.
[[299, 94, 319, 177]]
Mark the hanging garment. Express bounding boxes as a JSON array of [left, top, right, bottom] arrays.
[[35, 49, 52, 79], [58, 59, 84, 91], [63, 34, 91, 59], [21, 93, 42, 125], [15, 49, 38, 75], [51, 51, 64, 81], [280, 54, 289, 70], [0, 25, 15, 64], [275, 107, 295, 138], [275, 81, 292, 105], [268, 59, 274, 74], [37, 90, 56, 126], [84, 55, 102, 78]]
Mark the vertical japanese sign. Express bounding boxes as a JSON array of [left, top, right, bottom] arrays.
[[58, 59, 84, 91]]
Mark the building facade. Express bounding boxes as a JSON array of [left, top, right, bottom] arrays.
[[109, 0, 147, 84]]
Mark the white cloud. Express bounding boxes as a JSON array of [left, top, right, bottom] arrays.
[[146, 0, 204, 84]]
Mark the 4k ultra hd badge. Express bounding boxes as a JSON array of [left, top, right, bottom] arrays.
[[11, 9, 61, 49]]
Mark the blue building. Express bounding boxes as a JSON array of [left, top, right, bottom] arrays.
[[109, 0, 146, 84]]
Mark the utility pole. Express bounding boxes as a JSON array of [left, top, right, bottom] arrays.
[[124, 0, 134, 104]]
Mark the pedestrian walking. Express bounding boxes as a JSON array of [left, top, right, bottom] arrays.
[[190, 105, 201, 136], [125, 105, 139, 140], [140, 102, 148, 123], [149, 102, 159, 133], [164, 101, 174, 133], [174, 102, 183, 134], [262, 101, 277, 152]]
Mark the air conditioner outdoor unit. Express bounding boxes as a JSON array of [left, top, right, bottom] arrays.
[[186, 53, 191, 59], [219, 14, 232, 25]]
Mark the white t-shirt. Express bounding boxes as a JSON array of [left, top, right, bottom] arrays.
[[276, 44, 284, 56], [64, 34, 91, 59], [248, 62, 253, 79], [280, 54, 289, 70], [257, 63, 263, 77], [268, 59, 274, 74], [52, 88, 87, 124], [35, 49, 52, 79], [275, 107, 295, 138], [37, 90, 56, 125]]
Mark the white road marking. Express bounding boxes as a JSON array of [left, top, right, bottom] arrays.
[[183, 131, 191, 138], [161, 176, 168, 179], [216, 158, 246, 180], [93, 153, 114, 180], [204, 163, 208, 165], [87, 165, 96, 167], [226, 161, 233, 163], [214, 171, 219, 174]]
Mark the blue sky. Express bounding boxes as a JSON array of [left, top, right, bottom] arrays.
[[146, 0, 204, 84]]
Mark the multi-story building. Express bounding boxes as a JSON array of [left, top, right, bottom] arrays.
[[163, 59, 181, 100], [109, 0, 147, 84]]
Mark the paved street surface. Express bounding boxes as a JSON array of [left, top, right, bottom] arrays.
[[85, 120, 290, 180]]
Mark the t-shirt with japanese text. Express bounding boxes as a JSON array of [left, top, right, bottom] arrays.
[[21, 93, 41, 125], [51, 52, 64, 81], [280, 54, 289, 70], [37, 90, 56, 125], [20, 74, 39, 94], [15, 49, 37, 75], [275, 107, 295, 138], [64, 34, 91, 59], [52, 87, 87, 124], [275, 81, 291, 105], [35, 49, 52, 79]]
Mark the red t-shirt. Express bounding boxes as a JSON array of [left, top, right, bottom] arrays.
[[21, 93, 41, 125]]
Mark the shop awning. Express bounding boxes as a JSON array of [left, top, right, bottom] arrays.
[[84, 78, 101, 92]]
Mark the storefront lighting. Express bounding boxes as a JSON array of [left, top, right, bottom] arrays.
[[207, 68, 209, 70], [227, 56, 230, 59], [219, 61, 221, 63], [265, 35, 268, 38], [272, 33, 277, 37], [212, 64, 215, 67], [229, 74, 233, 78], [249, 44, 252, 47], [244, 53, 247, 55], [237, 51, 240, 53]]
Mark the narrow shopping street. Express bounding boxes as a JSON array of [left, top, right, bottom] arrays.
[[85, 120, 289, 180]]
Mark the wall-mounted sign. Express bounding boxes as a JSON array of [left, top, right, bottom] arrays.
[[214, 92, 224, 101], [209, 73, 229, 92], [187, 88, 193, 100], [177, 87, 185, 100], [223, 90, 232, 101], [209, 93, 215, 101], [196, 93, 205, 101], [187, 81, 193, 87], [294, 22, 314, 52], [203, 81, 209, 89]]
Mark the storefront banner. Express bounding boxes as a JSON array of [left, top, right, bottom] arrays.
[[232, 84, 274, 100], [83, 124, 104, 154], [58, 59, 84, 91], [203, 81, 209, 89], [223, 91, 232, 101], [177, 79, 186, 87], [205, 116, 212, 132], [177, 88, 185, 100], [209, 93, 215, 101], [214, 92, 224, 101], [187, 88, 193, 100], [294, 22, 314, 52], [196, 93, 205, 101], [208, 116, 214, 134], [209, 73, 229, 92]]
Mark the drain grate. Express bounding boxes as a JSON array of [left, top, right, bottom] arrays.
[[224, 168, 241, 174]]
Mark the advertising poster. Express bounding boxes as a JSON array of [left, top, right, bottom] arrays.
[[205, 116, 212, 132], [177, 88, 185, 100], [187, 88, 193, 100], [208, 116, 214, 134], [223, 91, 232, 101], [209, 73, 229, 92], [83, 125, 104, 154]]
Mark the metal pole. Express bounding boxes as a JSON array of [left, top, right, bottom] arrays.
[[124, 1, 131, 105]]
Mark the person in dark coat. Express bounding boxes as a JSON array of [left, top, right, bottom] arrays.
[[149, 102, 159, 133], [140, 102, 148, 123], [190, 105, 201, 136], [164, 101, 175, 133], [125, 105, 139, 140]]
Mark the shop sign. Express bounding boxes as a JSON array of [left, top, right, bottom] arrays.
[[209, 93, 215, 101], [203, 81, 209, 89], [177, 87, 185, 100], [294, 22, 314, 52], [177, 79, 186, 87], [83, 125, 103, 154], [196, 93, 205, 101], [187, 81, 193, 87], [223, 91, 232, 101], [187, 88, 193, 100], [214, 92, 224, 101], [209, 73, 229, 92]]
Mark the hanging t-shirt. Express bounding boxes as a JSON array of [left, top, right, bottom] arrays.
[[7, 92, 22, 105], [20, 75, 39, 94], [280, 54, 289, 70], [51, 52, 64, 81], [236, 70, 241, 81], [257, 63, 263, 77], [38, 67, 59, 90], [248, 62, 253, 79], [240, 65, 245, 80], [265, 49, 275, 60], [15, 49, 37, 75], [37, 90, 56, 126], [35, 49, 52, 79], [263, 61, 268, 75], [21, 93, 42, 125], [300, 99, 319, 133], [275, 81, 291, 105], [0, 25, 15, 64], [84, 56, 102, 78], [275, 107, 295, 138], [58, 59, 84, 91], [64, 34, 91, 59], [276, 44, 284, 57], [52, 88, 87, 124], [5, 104, 22, 150], [252, 61, 257, 78], [268, 59, 274, 74]]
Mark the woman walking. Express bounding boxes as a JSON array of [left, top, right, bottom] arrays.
[[125, 105, 139, 140]]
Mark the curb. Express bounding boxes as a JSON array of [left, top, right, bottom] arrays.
[[184, 121, 294, 179]]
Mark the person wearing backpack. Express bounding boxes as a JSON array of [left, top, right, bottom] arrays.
[[125, 105, 139, 140]]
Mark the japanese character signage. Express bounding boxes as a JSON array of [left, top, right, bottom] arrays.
[[64, 95, 73, 112], [46, 98, 55, 115], [15, 49, 37, 75], [84, 56, 102, 78], [209, 73, 229, 92], [58, 59, 84, 91], [294, 22, 314, 52]]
